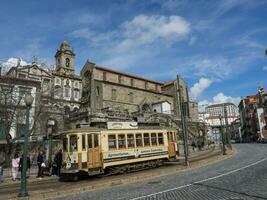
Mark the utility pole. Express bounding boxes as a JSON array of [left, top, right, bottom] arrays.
[[219, 114, 226, 155], [223, 104, 232, 150], [177, 75, 189, 166]]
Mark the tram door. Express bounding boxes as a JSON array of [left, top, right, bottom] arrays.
[[167, 132, 176, 157], [87, 134, 101, 169]]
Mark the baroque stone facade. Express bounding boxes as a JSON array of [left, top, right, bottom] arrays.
[[4, 41, 82, 140]]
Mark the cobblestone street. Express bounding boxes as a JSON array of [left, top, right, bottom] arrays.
[[55, 144, 267, 200]]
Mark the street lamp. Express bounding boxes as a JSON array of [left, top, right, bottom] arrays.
[[18, 93, 34, 197], [219, 114, 226, 155]]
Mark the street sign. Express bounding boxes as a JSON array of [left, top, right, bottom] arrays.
[[47, 120, 55, 126]]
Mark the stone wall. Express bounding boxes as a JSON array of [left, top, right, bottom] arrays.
[[101, 82, 174, 113]]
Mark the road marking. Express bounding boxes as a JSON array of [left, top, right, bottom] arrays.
[[130, 156, 267, 200]]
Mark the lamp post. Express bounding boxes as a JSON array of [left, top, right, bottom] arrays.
[[18, 93, 34, 197], [47, 119, 55, 169], [176, 75, 189, 166], [219, 114, 226, 155], [223, 104, 232, 150]]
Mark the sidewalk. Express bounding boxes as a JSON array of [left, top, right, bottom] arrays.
[[0, 146, 217, 186], [0, 166, 58, 186]]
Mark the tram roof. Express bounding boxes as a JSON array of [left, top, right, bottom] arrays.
[[60, 126, 177, 135]]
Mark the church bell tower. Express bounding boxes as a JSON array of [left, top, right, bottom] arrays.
[[55, 40, 75, 75]]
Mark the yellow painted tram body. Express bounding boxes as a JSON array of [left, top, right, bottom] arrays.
[[61, 125, 178, 180]]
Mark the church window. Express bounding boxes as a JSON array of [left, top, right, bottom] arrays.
[[18, 73, 26, 79], [65, 58, 70, 68], [112, 89, 117, 100], [54, 86, 61, 99], [55, 78, 61, 85], [65, 86, 71, 98], [131, 79, 134, 87], [103, 72, 107, 81], [129, 92, 133, 103], [118, 75, 122, 84], [145, 82, 148, 89], [96, 86, 100, 96], [74, 90, 80, 99]]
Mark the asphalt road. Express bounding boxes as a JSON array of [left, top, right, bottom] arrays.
[[55, 144, 267, 200]]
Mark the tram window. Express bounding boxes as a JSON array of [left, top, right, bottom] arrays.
[[88, 134, 92, 148], [158, 133, 164, 145], [136, 134, 142, 147], [82, 135, 86, 150], [63, 137, 67, 151], [144, 133, 150, 146], [171, 132, 174, 142], [94, 134, 99, 147], [151, 133, 157, 146], [70, 135, 78, 152], [118, 134, 126, 149], [127, 134, 134, 148], [173, 132, 176, 142], [108, 135, 117, 149]]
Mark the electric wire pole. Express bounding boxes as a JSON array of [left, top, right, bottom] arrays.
[[219, 114, 227, 155], [177, 75, 189, 166], [223, 104, 232, 150]]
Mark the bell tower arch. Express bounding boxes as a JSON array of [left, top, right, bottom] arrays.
[[55, 40, 75, 75]]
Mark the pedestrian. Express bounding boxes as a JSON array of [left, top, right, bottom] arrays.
[[54, 149, 62, 176], [11, 153, 20, 181], [51, 155, 57, 176], [191, 139, 196, 152], [0, 155, 5, 183], [36, 151, 44, 179], [19, 154, 31, 178]]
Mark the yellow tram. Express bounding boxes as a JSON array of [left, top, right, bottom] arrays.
[[60, 125, 178, 180]]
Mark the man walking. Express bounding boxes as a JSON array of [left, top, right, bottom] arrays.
[[0, 155, 4, 183], [19, 154, 31, 179], [54, 149, 62, 177], [36, 151, 44, 179]]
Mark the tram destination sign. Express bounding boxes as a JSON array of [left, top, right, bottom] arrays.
[[107, 121, 138, 130]]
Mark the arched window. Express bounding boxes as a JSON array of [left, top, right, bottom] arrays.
[[142, 104, 151, 113], [64, 86, 71, 98], [64, 106, 71, 115], [65, 58, 70, 67], [54, 85, 61, 99]]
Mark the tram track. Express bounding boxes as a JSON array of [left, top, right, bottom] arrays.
[[0, 148, 229, 200]]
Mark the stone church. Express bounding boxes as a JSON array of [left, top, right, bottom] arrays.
[[3, 40, 199, 142], [5, 41, 82, 141]]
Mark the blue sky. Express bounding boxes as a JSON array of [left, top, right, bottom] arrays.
[[1, 0, 267, 106]]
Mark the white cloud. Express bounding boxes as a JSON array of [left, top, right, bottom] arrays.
[[198, 92, 240, 112], [190, 78, 212, 100], [71, 14, 191, 70], [1, 58, 28, 75], [212, 92, 240, 105], [263, 66, 267, 71], [120, 15, 190, 46], [71, 28, 94, 40], [192, 57, 232, 81], [15, 39, 42, 61]]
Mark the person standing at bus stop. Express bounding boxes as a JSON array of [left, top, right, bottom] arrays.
[[0, 155, 5, 183], [36, 150, 44, 179], [54, 149, 62, 177]]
